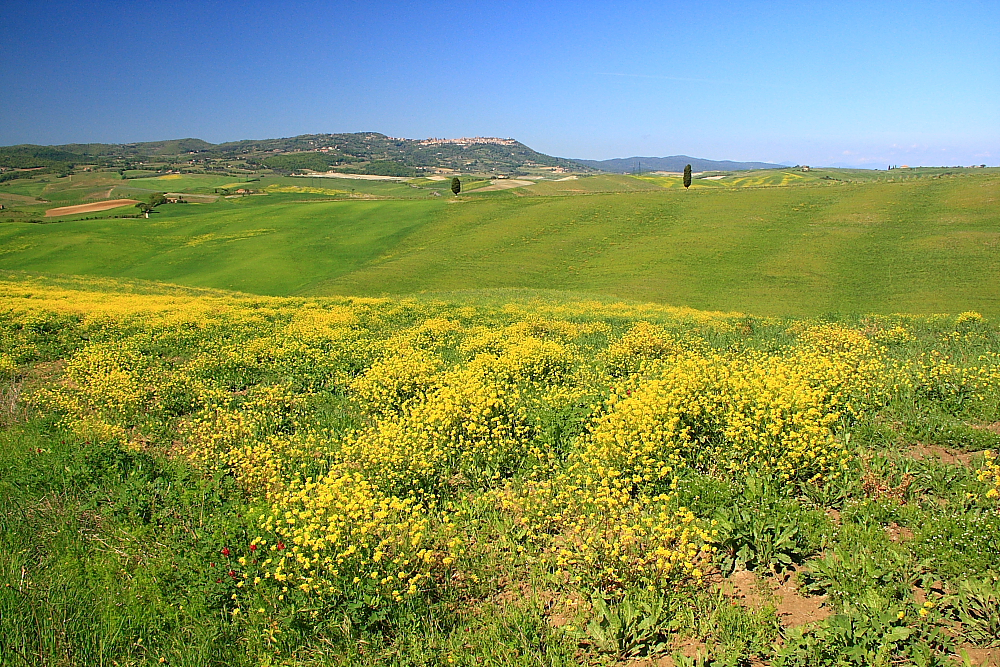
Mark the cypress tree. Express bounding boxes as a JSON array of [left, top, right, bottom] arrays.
[[683, 164, 692, 189], [451, 177, 461, 195]]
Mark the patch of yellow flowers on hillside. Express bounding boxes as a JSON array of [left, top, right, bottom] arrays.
[[5, 281, 1000, 609]]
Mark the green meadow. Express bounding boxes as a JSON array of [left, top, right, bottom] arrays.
[[1, 168, 998, 316]]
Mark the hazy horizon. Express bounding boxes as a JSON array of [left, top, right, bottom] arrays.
[[2, 1, 997, 168]]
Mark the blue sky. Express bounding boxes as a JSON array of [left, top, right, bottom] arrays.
[[2, 1, 997, 167]]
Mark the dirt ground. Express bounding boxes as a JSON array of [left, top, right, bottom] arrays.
[[472, 179, 535, 192], [959, 646, 1000, 667], [906, 443, 980, 466], [721, 569, 832, 628], [45, 199, 140, 217]]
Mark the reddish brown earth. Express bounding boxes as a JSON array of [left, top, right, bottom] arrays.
[[45, 199, 139, 217], [721, 569, 831, 628], [958, 646, 1000, 667], [906, 443, 980, 466]]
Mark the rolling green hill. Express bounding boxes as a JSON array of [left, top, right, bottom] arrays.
[[1, 168, 998, 316]]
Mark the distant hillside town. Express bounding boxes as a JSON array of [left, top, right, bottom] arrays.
[[413, 137, 518, 147]]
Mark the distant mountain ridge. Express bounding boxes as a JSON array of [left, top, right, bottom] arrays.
[[1, 134, 784, 176], [0, 133, 584, 176], [570, 155, 784, 173]]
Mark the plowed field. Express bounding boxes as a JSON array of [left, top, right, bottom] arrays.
[[45, 199, 140, 217]]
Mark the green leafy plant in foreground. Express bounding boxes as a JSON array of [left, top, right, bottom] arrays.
[[580, 591, 674, 658], [774, 592, 954, 667], [713, 476, 822, 575], [945, 573, 1000, 647]]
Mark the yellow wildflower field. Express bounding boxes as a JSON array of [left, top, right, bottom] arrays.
[[2, 277, 999, 664]]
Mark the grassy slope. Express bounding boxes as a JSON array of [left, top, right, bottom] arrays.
[[317, 174, 1000, 315], [1, 171, 998, 315], [0, 198, 446, 295]]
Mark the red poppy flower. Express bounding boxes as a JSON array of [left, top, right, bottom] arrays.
[[276, 542, 285, 550], [221, 547, 230, 557], [228, 570, 236, 578], [249, 544, 258, 552]]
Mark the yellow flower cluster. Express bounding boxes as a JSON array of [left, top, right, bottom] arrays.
[[177, 384, 305, 469], [603, 321, 694, 377], [583, 351, 721, 483], [956, 311, 984, 326], [0, 353, 18, 381], [909, 350, 1000, 405], [349, 346, 443, 415], [342, 325, 580, 486], [501, 475, 713, 591], [583, 324, 885, 486], [38, 340, 160, 444], [977, 451, 1000, 501], [259, 466, 459, 602], [872, 325, 917, 345]]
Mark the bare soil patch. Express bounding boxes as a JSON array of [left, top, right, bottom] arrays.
[[906, 443, 979, 466], [720, 569, 830, 628], [774, 577, 830, 627], [911, 580, 947, 606], [307, 172, 409, 181], [885, 521, 915, 543], [722, 570, 769, 608], [45, 199, 140, 217], [959, 646, 1000, 667], [632, 639, 709, 667], [474, 179, 535, 192]]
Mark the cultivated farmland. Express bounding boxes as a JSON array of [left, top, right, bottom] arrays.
[[45, 198, 140, 217]]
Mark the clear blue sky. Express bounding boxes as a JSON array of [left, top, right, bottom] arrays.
[[2, 1, 997, 167]]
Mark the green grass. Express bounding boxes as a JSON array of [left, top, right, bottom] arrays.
[[280, 171, 1000, 316], [0, 420, 256, 666], [1, 169, 998, 316], [0, 197, 447, 295]]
